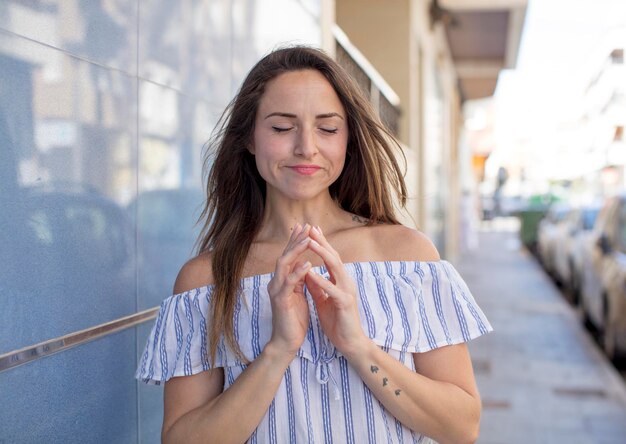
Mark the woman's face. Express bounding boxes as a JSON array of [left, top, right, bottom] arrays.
[[251, 69, 349, 202]]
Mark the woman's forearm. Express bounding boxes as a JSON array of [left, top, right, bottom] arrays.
[[164, 344, 294, 444], [344, 341, 481, 444]]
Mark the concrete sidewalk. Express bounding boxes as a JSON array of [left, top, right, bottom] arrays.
[[457, 220, 626, 444]]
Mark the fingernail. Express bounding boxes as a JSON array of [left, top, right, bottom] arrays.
[[312, 226, 320, 234], [302, 261, 311, 269], [317, 225, 323, 234], [299, 237, 310, 244]]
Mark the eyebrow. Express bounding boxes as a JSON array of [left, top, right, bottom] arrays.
[[264, 112, 344, 120]]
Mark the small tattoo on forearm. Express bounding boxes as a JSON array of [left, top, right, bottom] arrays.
[[371, 365, 395, 391]]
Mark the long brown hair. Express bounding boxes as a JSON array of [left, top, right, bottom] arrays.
[[197, 46, 408, 363]]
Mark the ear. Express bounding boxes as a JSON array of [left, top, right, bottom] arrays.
[[247, 142, 255, 155]]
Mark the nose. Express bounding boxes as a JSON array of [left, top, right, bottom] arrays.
[[294, 127, 318, 158]]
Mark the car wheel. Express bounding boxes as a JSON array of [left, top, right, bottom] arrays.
[[602, 318, 618, 362], [564, 272, 575, 304], [570, 276, 579, 306], [575, 275, 589, 325], [601, 295, 624, 362], [566, 261, 578, 305]]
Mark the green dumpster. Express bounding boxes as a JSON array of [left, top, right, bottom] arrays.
[[517, 194, 561, 252]]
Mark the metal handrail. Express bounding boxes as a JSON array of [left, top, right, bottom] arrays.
[[0, 307, 159, 372], [333, 25, 400, 106]]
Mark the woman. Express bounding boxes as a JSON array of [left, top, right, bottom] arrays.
[[137, 46, 492, 444]]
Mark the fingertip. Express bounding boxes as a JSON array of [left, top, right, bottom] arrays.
[[303, 224, 312, 236], [306, 268, 320, 280], [309, 228, 327, 246]]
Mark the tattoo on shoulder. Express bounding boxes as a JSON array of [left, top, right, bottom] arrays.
[[351, 214, 386, 225], [352, 214, 368, 224], [395, 389, 402, 396], [370, 365, 379, 374], [382, 377, 389, 387]]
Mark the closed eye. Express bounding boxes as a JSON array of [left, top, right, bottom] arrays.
[[272, 126, 293, 133], [320, 128, 338, 134]]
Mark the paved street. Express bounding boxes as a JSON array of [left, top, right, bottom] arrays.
[[457, 219, 626, 444]]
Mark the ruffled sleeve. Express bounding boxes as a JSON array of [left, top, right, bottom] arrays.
[[412, 260, 492, 352], [136, 286, 216, 385], [353, 260, 492, 354]]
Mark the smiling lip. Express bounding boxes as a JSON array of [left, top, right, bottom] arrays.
[[288, 165, 322, 175]]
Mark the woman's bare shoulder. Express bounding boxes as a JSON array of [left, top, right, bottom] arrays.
[[172, 252, 214, 294], [368, 224, 441, 262]]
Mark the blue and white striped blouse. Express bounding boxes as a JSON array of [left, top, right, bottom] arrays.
[[137, 260, 492, 443]]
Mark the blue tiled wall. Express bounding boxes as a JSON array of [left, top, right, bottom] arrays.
[[0, 1, 320, 441]]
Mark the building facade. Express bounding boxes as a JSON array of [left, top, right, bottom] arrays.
[[582, 29, 626, 198]]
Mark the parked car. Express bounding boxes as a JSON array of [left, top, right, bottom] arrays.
[[1, 184, 135, 352], [552, 205, 601, 303], [537, 203, 571, 275], [579, 194, 626, 360], [0, 184, 141, 442]]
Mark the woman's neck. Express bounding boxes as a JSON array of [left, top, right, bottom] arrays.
[[256, 192, 350, 243]]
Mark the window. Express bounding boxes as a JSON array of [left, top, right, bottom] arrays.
[[611, 48, 624, 64]]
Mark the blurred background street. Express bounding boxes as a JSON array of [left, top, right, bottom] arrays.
[[460, 218, 626, 443]]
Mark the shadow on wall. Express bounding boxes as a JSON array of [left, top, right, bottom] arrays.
[[0, 77, 202, 442], [0, 181, 136, 347], [0, 53, 203, 352], [0, 181, 203, 353]]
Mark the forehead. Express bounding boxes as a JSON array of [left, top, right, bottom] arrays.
[[258, 69, 344, 112]]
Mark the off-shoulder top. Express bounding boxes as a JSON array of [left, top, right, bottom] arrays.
[[136, 260, 492, 443]]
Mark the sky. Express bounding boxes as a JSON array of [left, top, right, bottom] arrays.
[[496, 0, 626, 130], [489, 0, 626, 188]]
